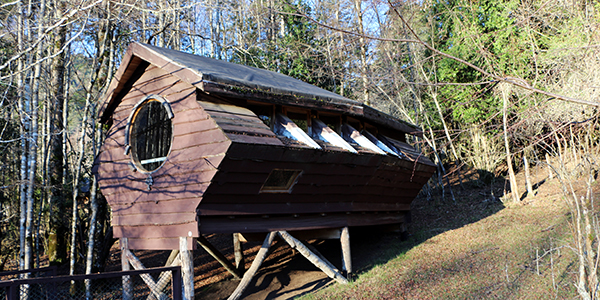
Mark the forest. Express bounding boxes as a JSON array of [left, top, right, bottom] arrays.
[[0, 0, 599, 298]]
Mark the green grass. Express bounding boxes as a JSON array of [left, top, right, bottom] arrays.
[[299, 171, 578, 299]]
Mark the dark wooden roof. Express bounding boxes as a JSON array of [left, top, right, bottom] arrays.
[[99, 43, 422, 136]]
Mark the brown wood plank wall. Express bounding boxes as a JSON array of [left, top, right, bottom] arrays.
[[197, 143, 436, 232], [198, 100, 284, 146], [95, 65, 231, 249]]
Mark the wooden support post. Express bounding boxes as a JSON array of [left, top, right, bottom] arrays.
[[233, 233, 244, 274], [306, 244, 339, 273], [196, 235, 242, 279], [278, 231, 349, 284], [123, 249, 169, 300], [121, 238, 132, 300], [147, 252, 182, 300], [180, 237, 194, 300], [340, 227, 352, 280], [228, 232, 276, 300]]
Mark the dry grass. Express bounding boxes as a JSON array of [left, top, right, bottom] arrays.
[[301, 165, 581, 299]]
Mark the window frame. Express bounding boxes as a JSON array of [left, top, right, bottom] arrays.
[[124, 94, 175, 174]]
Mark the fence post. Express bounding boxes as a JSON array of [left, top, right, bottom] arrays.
[[171, 267, 182, 300], [8, 282, 18, 300]]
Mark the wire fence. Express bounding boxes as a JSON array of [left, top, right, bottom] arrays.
[[0, 266, 181, 300]]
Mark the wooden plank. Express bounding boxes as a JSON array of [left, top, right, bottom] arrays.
[[204, 181, 421, 196], [227, 134, 284, 146], [127, 237, 195, 250], [96, 147, 227, 177], [197, 201, 412, 216], [113, 212, 197, 227], [100, 173, 214, 196], [98, 165, 219, 187], [198, 101, 257, 117], [240, 228, 342, 242], [207, 111, 266, 124], [111, 197, 203, 215], [114, 223, 199, 239], [104, 181, 211, 201], [219, 123, 275, 136], [199, 212, 407, 234], [199, 192, 415, 204]]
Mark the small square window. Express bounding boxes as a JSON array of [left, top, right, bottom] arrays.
[[260, 169, 303, 193]]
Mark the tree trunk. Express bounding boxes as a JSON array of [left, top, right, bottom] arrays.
[[17, 0, 28, 271], [48, 0, 68, 265], [24, 0, 47, 270], [502, 86, 519, 202]]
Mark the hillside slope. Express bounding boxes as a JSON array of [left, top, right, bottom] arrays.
[[300, 167, 579, 299]]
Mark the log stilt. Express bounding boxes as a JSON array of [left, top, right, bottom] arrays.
[[277, 231, 349, 284], [123, 249, 170, 300], [306, 244, 339, 273], [180, 237, 194, 300], [233, 233, 244, 274], [196, 235, 242, 279], [340, 226, 352, 279], [121, 238, 132, 300], [147, 252, 182, 300], [228, 232, 276, 300]]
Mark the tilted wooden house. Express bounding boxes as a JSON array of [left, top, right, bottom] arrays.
[[94, 42, 435, 252]]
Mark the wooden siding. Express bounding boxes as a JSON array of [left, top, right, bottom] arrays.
[[198, 212, 409, 234], [196, 142, 436, 233], [198, 100, 284, 146], [95, 65, 232, 249]]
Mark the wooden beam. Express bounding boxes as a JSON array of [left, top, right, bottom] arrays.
[[228, 232, 276, 300], [233, 233, 244, 274], [277, 231, 349, 284], [147, 251, 181, 300], [196, 235, 242, 279], [123, 249, 169, 300], [180, 237, 194, 300], [341, 227, 352, 279], [121, 238, 132, 300]]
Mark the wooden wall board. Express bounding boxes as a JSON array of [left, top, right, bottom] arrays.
[[113, 212, 197, 227], [126, 237, 196, 250], [197, 201, 411, 216], [95, 144, 223, 176], [227, 134, 283, 145], [114, 222, 199, 239], [102, 182, 211, 201], [198, 212, 407, 234], [111, 197, 202, 214]]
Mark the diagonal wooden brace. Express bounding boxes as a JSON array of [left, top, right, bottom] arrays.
[[277, 230, 349, 284]]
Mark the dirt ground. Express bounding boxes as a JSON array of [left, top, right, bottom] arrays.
[[104, 225, 408, 300]]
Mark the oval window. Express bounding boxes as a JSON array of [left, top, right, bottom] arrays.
[[129, 98, 173, 172]]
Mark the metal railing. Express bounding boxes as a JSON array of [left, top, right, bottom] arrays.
[[0, 266, 181, 300]]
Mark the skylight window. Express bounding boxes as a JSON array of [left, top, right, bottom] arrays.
[[260, 169, 303, 193]]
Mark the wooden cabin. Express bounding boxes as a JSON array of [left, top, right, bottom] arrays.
[[94, 42, 436, 251]]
